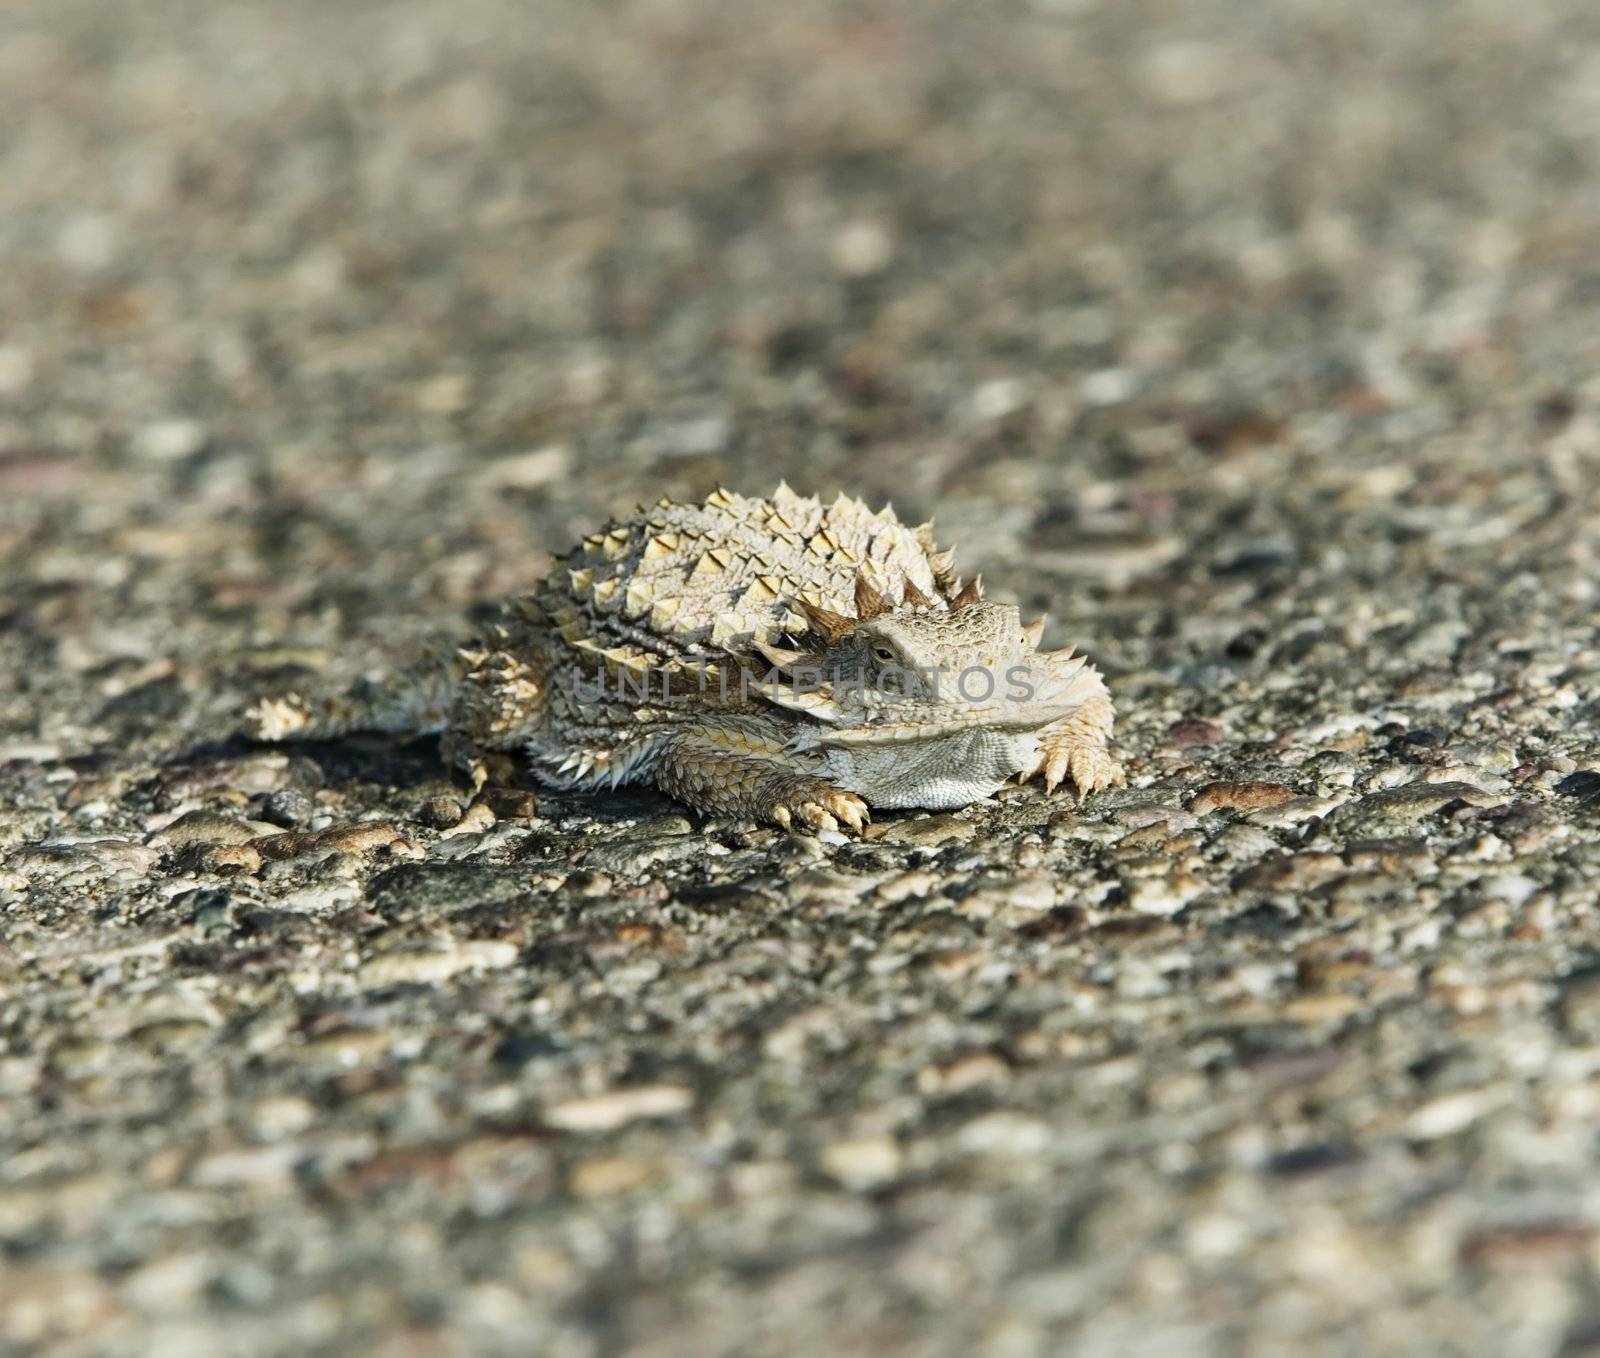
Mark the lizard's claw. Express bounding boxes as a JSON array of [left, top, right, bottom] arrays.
[[466, 752, 521, 796], [1039, 743, 1124, 799], [247, 695, 313, 741], [767, 787, 870, 835], [441, 734, 520, 795]]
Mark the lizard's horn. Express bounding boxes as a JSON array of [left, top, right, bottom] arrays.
[[854, 573, 888, 621], [900, 576, 932, 608], [754, 639, 806, 670], [795, 597, 856, 642], [947, 576, 983, 610]]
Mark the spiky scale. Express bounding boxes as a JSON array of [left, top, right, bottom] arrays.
[[625, 579, 654, 616], [690, 552, 725, 580], [709, 616, 744, 647], [739, 579, 776, 609], [509, 596, 545, 624]]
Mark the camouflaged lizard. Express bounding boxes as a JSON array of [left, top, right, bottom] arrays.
[[249, 485, 1122, 833]]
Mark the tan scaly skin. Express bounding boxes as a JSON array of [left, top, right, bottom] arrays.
[[247, 485, 1123, 833]]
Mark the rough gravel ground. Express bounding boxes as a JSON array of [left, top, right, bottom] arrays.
[[5, 1, 1600, 1354]]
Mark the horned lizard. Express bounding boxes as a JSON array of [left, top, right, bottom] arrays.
[[249, 485, 1121, 833]]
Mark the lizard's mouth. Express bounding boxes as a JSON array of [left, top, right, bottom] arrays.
[[762, 660, 1099, 750]]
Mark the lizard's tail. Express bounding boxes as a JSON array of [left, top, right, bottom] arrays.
[[245, 645, 461, 744]]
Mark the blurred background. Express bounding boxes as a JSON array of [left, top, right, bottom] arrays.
[[7, 0, 1598, 749], [5, 2, 1600, 1354]]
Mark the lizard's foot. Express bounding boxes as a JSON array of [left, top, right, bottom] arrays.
[[1031, 739, 1124, 800], [440, 731, 521, 795], [452, 750, 521, 796], [653, 723, 870, 835], [1024, 673, 1121, 802], [765, 784, 870, 835], [247, 694, 314, 741]]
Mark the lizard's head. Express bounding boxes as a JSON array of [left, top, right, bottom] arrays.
[[750, 575, 1104, 810]]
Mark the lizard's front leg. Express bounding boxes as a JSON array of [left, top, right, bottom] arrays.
[[441, 630, 547, 793], [653, 720, 869, 834], [1024, 654, 1123, 798]]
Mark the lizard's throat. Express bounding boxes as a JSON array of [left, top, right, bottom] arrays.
[[819, 728, 1041, 812]]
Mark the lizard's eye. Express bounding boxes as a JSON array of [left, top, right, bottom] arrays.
[[871, 645, 896, 663]]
